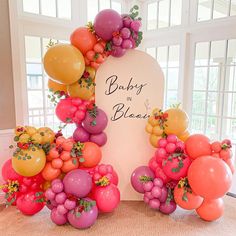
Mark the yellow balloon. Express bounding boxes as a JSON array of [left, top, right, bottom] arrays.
[[18, 133, 30, 144], [25, 126, 37, 136], [145, 123, 153, 134], [12, 147, 46, 177], [149, 134, 161, 148], [178, 130, 190, 142], [152, 126, 163, 136], [37, 127, 55, 144], [85, 66, 96, 79], [148, 116, 159, 126], [165, 108, 189, 136], [44, 44, 85, 85], [67, 79, 95, 100]]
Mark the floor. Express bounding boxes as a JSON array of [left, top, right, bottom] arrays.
[[0, 196, 236, 236]]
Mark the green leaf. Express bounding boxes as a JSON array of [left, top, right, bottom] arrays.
[[72, 159, 77, 165], [9, 145, 14, 149], [133, 5, 139, 10], [14, 136, 19, 142], [79, 157, 85, 163], [75, 212, 81, 218]]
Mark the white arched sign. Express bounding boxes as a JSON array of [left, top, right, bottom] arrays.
[[96, 50, 164, 200]]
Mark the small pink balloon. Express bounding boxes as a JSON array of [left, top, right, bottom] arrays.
[[111, 46, 126, 57], [50, 208, 67, 225], [90, 132, 107, 146], [73, 126, 90, 142]]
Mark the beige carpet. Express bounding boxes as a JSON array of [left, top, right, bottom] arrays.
[[0, 196, 236, 236]]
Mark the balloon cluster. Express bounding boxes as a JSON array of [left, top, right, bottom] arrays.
[[132, 107, 234, 222]]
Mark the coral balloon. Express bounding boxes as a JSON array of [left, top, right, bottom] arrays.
[[48, 79, 67, 93], [165, 107, 189, 136], [70, 27, 97, 55], [12, 147, 46, 177], [81, 142, 102, 168], [1, 159, 23, 181], [196, 198, 224, 221], [63, 169, 92, 198], [16, 190, 44, 215], [94, 9, 123, 41], [185, 134, 212, 159], [44, 44, 85, 85], [174, 186, 203, 210], [42, 162, 61, 181], [94, 184, 120, 213], [188, 156, 232, 199]]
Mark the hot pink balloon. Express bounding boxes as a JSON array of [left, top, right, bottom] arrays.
[[50, 208, 67, 225], [90, 132, 107, 146], [94, 9, 123, 40], [2, 158, 23, 182]]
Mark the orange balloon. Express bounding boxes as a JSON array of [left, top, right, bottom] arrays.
[[61, 158, 79, 173], [42, 162, 61, 181], [44, 44, 85, 85], [81, 142, 102, 168], [149, 134, 161, 148], [188, 156, 232, 199], [196, 198, 224, 221], [48, 79, 67, 93], [174, 186, 203, 210], [70, 27, 97, 55], [185, 134, 212, 159], [178, 130, 190, 142]]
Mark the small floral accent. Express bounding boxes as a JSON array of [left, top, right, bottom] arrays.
[[139, 175, 153, 183], [48, 89, 68, 106], [95, 176, 110, 186], [177, 177, 192, 202], [70, 142, 85, 164]]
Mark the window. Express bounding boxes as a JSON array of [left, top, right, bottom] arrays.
[[87, 0, 122, 22], [146, 45, 180, 108], [147, 0, 182, 30], [22, 0, 71, 19], [197, 0, 236, 22]]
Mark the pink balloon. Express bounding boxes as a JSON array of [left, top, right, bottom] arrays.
[[90, 132, 107, 146], [94, 9, 123, 40], [111, 46, 126, 57], [94, 184, 120, 213], [2, 159, 23, 181], [50, 208, 67, 225], [73, 126, 90, 142]]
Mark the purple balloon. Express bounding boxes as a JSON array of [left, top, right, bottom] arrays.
[[82, 108, 108, 134], [90, 132, 107, 146], [159, 201, 177, 214], [131, 166, 155, 193], [50, 208, 67, 225], [111, 46, 126, 57], [94, 9, 123, 41], [67, 198, 98, 229], [159, 186, 168, 203], [73, 126, 90, 142], [63, 169, 92, 198]]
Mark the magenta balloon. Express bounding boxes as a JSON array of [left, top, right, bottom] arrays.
[[82, 108, 108, 134], [50, 208, 67, 225], [111, 46, 126, 57], [159, 186, 168, 203], [90, 132, 107, 146], [67, 198, 98, 229], [63, 169, 92, 198], [94, 184, 120, 213], [73, 126, 90, 142], [94, 9, 123, 40], [159, 201, 177, 214], [131, 166, 155, 193]]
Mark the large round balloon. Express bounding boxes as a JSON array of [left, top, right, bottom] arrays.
[[16, 190, 44, 215], [185, 134, 212, 159], [196, 198, 224, 221], [63, 169, 92, 198], [188, 156, 232, 199], [70, 27, 97, 55], [94, 9, 123, 41], [12, 147, 46, 177], [131, 166, 155, 193], [44, 44, 85, 85], [165, 107, 189, 136], [2, 159, 23, 181]]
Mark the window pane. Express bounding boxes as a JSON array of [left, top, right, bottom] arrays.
[[158, 0, 170, 28], [25, 36, 41, 63], [57, 0, 71, 19], [146, 48, 156, 59], [23, 0, 39, 14], [195, 42, 209, 66], [191, 115, 205, 133], [87, 0, 98, 22], [206, 116, 218, 139], [223, 93, 236, 117], [213, 0, 230, 19], [100, 0, 110, 10], [167, 68, 179, 90], [207, 92, 219, 115], [231, 0, 236, 16], [111, 1, 122, 14], [210, 40, 226, 65], [26, 63, 42, 75], [157, 46, 168, 67], [41, 0, 56, 17], [147, 2, 157, 30], [28, 91, 43, 108], [208, 66, 220, 91], [193, 67, 208, 90], [225, 66, 236, 91], [197, 0, 212, 21], [27, 76, 43, 90], [168, 45, 180, 67], [192, 91, 206, 114], [222, 118, 236, 140], [170, 0, 182, 26], [227, 39, 236, 64], [166, 90, 178, 107]]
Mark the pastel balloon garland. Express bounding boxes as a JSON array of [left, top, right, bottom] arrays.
[[131, 107, 234, 221], [0, 6, 143, 230]]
